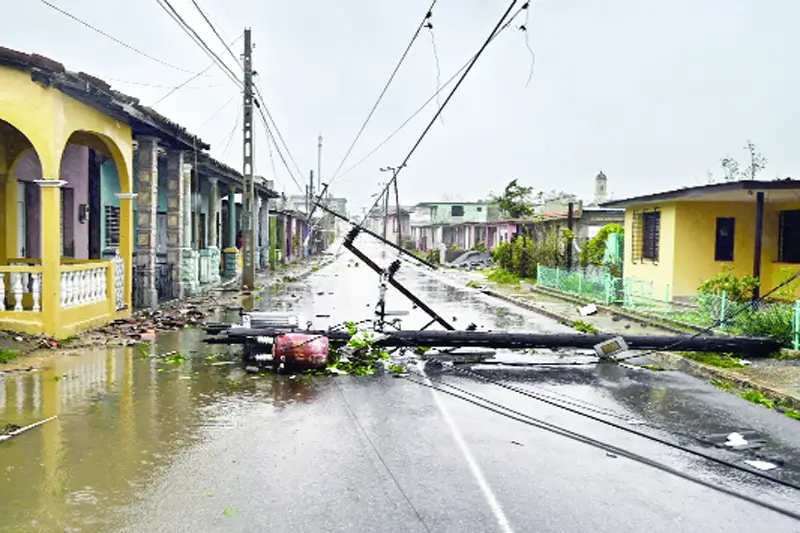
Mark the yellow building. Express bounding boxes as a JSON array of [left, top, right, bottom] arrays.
[[0, 48, 204, 338], [603, 180, 800, 301]]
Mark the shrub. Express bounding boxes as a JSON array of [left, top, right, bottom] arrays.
[[698, 265, 759, 303], [580, 223, 624, 268]]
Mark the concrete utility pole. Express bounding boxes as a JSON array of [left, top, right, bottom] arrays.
[[241, 27, 256, 289], [382, 189, 389, 241], [380, 166, 401, 247], [317, 133, 323, 192]]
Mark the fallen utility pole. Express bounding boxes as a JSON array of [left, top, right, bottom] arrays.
[[313, 200, 438, 270], [205, 328, 780, 355], [344, 227, 454, 330]]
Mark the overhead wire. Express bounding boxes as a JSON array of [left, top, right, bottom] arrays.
[[438, 362, 800, 490], [105, 78, 226, 89], [198, 95, 236, 128], [335, 2, 529, 182], [155, 0, 299, 192], [329, 0, 440, 185], [155, 0, 243, 89], [519, 3, 535, 87], [254, 85, 305, 181], [150, 33, 243, 107], [402, 372, 800, 521], [424, 19, 444, 125], [357, 0, 522, 229], [38, 0, 197, 74], [221, 108, 241, 158], [188, 0, 242, 70]]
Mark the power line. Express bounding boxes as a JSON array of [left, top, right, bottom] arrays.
[[336, 2, 528, 182], [105, 77, 226, 89], [155, 0, 242, 89], [442, 364, 800, 491], [254, 85, 304, 180], [329, 0, 440, 184], [358, 0, 522, 228], [199, 94, 236, 128], [253, 104, 303, 193], [404, 374, 800, 522], [39, 0, 196, 73], [189, 0, 242, 70], [221, 108, 241, 158]]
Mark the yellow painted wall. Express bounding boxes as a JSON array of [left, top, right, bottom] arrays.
[[0, 65, 136, 336], [624, 197, 800, 300], [622, 203, 677, 301]]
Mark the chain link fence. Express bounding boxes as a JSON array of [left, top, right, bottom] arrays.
[[535, 265, 800, 349]]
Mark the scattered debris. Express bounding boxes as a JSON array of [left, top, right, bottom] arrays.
[[578, 304, 598, 317], [744, 460, 778, 471], [0, 416, 58, 442]]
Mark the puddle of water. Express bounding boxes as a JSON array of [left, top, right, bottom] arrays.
[[0, 328, 322, 533]]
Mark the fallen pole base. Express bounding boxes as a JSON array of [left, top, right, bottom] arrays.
[[205, 328, 781, 356]]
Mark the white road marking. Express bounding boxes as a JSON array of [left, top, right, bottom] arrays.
[[422, 371, 515, 533]]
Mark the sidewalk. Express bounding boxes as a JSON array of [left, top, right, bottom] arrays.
[[433, 265, 800, 411]]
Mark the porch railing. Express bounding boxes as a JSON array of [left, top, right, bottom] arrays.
[[0, 265, 43, 312], [61, 263, 109, 309]]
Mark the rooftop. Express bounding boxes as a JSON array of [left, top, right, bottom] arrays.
[[601, 179, 800, 208]]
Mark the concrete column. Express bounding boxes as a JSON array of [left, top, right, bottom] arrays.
[[36, 179, 64, 337], [134, 137, 159, 308], [207, 177, 221, 284], [165, 150, 190, 298], [223, 187, 238, 277], [182, 161, 199, 295]]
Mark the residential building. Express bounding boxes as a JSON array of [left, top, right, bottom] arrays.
[[0, 47, 278, 339], [602, 179, 800, 300]]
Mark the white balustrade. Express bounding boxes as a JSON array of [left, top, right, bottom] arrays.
[[60, 266, 109, 309], [113, 253, 125, 311], [0, 269, 41, 313]]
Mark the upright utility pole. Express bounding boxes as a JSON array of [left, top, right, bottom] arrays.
[[317, 133, 323, 192], [382, 189, 389, 241], [241, 27, 256, 289], [392, 174, 402, 248]]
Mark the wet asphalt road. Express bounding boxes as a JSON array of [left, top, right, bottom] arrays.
[[3, 236, 800, 532]]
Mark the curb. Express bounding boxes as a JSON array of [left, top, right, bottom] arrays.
[[648, 351, 800, 409], [480, 289, 584, 329]]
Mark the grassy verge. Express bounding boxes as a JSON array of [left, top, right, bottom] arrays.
[[0, 348, 19, 364], [676, 351, 745, 369], [710, 377, 800, 422]]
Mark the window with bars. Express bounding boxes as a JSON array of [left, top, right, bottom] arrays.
[[104, 205, 120, 248], [632, 208, 660, 263], [778, 209, 800, 263], [714, 217, 735, 262]]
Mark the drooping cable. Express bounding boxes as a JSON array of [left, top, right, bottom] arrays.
[[335, 3, 528, 182], [357, 0, 521, 229], [403, 373, 800, 521], [221, 109, 241, 158], [38, 0, 197, 73], [519, 2, 535, 87], [329, 1, 440, 184], [425, 19, 444, 125]]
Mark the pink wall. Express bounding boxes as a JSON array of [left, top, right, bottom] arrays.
[[14, 145, 89, 259]]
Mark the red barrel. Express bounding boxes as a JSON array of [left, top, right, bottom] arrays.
[[274, 334, 329, 369]]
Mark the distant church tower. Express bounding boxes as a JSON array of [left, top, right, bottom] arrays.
[[594, 171, 608, 205]]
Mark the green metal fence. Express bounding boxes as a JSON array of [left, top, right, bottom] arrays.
[[535, 266, 800, 348]]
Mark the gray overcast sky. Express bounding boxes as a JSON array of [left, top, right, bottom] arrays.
[[5, 0, 800, 211]]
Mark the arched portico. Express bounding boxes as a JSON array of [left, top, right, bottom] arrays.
[[0, 64, 134, 338]]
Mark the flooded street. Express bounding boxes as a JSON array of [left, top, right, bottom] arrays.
[[2, 238, 800, 532]]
